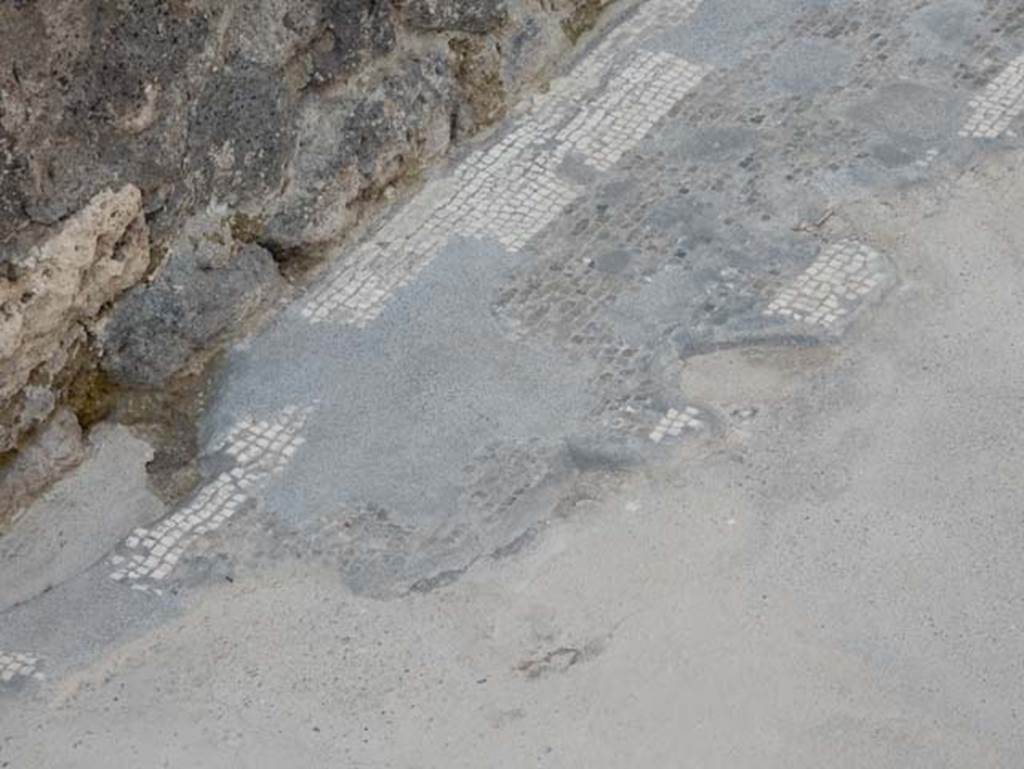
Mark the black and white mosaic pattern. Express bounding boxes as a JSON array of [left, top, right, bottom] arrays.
[[0, 651, 42, 687], [765, 241, 886, 329], [109, 406, 312, 594], [960, 53, 1024, 139]]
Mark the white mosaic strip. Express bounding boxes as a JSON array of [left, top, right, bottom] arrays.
[[525, 0, 706, 132], [650, 407, 704, 443], [301, 135, 585, 326], [219, 406, 312, 482], [960, 53, 1024, 139], [0, 651, 43, 685], [301, 0, 709, 327], [454, 152, 582, 251], [578, 0, 704, 85], [765, 240, 885, 329], [109, 405, 312, 594], [557, 51, 708, 171]]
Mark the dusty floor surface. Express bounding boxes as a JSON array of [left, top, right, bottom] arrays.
[[4, 0, 1024, 766]]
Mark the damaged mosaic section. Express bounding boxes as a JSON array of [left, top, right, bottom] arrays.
[[0, 652, 43, 686], [649, 407, 705, 444], [108, 406, 313, 594], [301, 0, 708, 327], [765, 240, 886, 329], [224, 438, 561, 598], [960, 53, 1024, 139], [557, 51, 708, 171]]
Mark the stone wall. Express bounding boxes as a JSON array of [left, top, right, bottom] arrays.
[[0, 0, 617, 482]]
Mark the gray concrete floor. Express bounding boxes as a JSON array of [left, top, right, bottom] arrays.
[[4, 0, 1024, 765]]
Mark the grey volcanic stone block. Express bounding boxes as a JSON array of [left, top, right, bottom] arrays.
[[263, 52, 456, 246], [185, 61, 294, 205], [0, 1, 209, 229], [100, 214, 285, 387], [312, 0, 398, 86]]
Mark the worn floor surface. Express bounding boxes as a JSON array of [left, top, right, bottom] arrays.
[[3, 0, 1024, 765]]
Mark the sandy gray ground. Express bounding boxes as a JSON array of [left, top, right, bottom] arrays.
[[4, 0, 1024, 766]]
